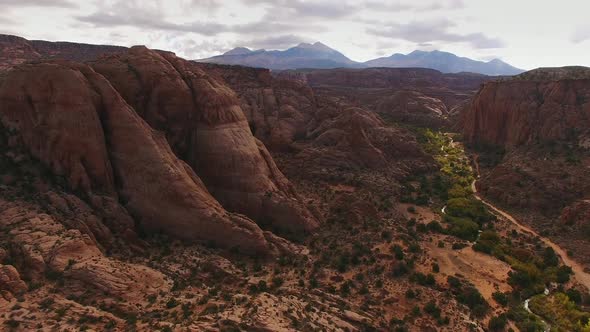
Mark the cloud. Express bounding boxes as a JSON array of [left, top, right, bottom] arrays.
[[241, 34, 308, 49], [243, 0, 357, 18], [246, 0, 465, 19], [75, 0, 326, 37], [0, 0, 77, 8], [168, 37, 229, 59], [363, 0, 464, 12], [367, 19, 504, 49], [77, 12, 228, 36], [77, 11, 324, 37]]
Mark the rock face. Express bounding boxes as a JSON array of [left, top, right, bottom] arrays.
[[198, 63, 434, 181], [0, 198, 169, 307], [0, 60, 272, 254], [0, 35, 41, 71], [0, 34, 126, 71], [463, 71, 590, 213], [90, 47, 318, 235], [464, 78, 590, 148], [560, 200, 590, 228], [199, 63, 316, 151], [276, 67, 488, 127], [0, 264, 27, 298], [462, 69, 590, 269], [376, 90, 449, 128]]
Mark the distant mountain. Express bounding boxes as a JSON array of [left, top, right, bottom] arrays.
[[365, 50, 524, 76], [198, 42, 360, 70], [200, 46, 523, 75]]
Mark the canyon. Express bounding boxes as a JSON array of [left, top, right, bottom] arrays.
[[0, 35, 589, 332]]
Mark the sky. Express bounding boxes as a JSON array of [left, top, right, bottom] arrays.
[[1, 0, 590, 70]]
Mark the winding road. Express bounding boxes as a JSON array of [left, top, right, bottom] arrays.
[[470, 155, 590, 293], [469, 155, 590, 332]]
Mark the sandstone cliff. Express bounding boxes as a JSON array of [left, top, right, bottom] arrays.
[[0, 34, 126, 71], [464, 77, 590, 148], [90, 47, 318, 235], [0, 60, 272, 254]]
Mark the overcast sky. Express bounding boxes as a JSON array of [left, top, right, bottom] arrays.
[[1, 0, 589, 69]]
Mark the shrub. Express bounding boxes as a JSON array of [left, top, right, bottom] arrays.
[[492, 291, 508, 306], [166, 298, 179, 309], [447, 276, 461, 289], [391, 263, 409, 277], [411, 272, 435, 286], [258, 280, 268, 292], [556, 266, 573, 284], [452, 242, 467, 250], [432, 263, 440, 273], [424, 301, 441, 319], [445, 215, 480, 241], [488, 314, 508, 331], [543, 247, 559, 267], [340, 281, 351, 296], [428, 221, 444, 233], [272, 276, 284, 289], [456, 286, 489, 317], [391, 245, 404, 260], [566, 288, 582, 304]]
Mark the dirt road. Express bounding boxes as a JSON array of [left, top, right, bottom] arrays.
[[471, 157, 590, 292]]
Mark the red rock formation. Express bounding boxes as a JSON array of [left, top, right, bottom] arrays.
[[0, 60, 271, 254], [0, 34, 125, 71], [279, 67, 487, 110], [198, 64, 316, 151], [0, 62, 116, 195], [0, 35, 41, 71], [0, 198, 169, 307], [376, 90, 449, 128], [0, 264, 27, 299], [197, 64, 431, 173], [464, 78, 590, 147], [560, 200, 590, 227], [90, 47, 318, 234]]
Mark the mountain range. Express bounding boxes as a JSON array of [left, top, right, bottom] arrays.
[[198, 42, 524, 75]]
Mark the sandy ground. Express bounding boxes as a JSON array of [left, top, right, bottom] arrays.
[[397, 202, 442, 223], [423, 236, 512, 306]]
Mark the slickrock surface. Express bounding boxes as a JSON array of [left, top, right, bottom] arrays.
[[0, 60, 272, 254], [464, 78, 590, 147], [0, 34, 125, 71], [91, 47, 319, 235]]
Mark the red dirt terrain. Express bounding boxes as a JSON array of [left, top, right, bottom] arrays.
[[3, 35, 579, 331], [463, 67, 590, 269]]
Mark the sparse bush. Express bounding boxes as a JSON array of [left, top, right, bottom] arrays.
[[166, 298, 179, 309], [271, 276, 284, 289], [492, 291, 508, 306], [488, 314, 508, 331], [432, 263, 440, 273], [424, 301, 441, 319]]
